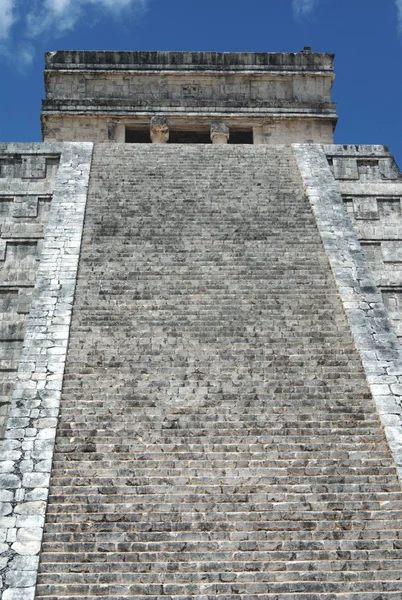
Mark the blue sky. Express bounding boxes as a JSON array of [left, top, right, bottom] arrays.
[[0, 0, 401, 166]]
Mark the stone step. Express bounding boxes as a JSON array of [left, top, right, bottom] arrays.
[[51, 443, 391, 458], [56, 407, 378, 419], [42, 524, 402, 543], [58, 395, 372, 407], [56, 414, 378, 425], [51, 456, 392, 469], [48, 467, 398, 486], [41, 520, 402, 542], [53, 427, 384, 441], [44, 501, 402, 515], [34, 580, 402, 595], [36, 566, 402, 588], [53, 434, 392, 447], [54, 415, 380, 428], [47, 486, 402, 506], [35, 569, 402, 582], [31, 593, 402, 600], [42, 517, 402, 533]]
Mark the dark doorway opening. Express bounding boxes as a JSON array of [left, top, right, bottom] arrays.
[[125, 129, 150, 143], [168, 131, 211, 144], [229, 130, 254, 144], [125, 128, 254, 144]]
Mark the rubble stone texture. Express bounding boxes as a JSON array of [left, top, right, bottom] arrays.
[[1, 50, 402, 600]]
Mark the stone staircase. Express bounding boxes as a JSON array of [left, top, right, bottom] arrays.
[[36, 145, 402, 599]]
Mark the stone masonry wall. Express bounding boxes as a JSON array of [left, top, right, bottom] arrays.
[[295, 143, 402, 486], [254, 118, 333, 145], [324, 145, 402, 344], [0, 142, 93, 600], [43, 116, 109, 143], [0, 146, 61, 437], [44, 71, 333, 109]]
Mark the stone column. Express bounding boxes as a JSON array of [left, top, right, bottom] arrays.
[[210, 121, 229, 144], [115, 123, 125, 143], [108, 120, 117, 141], [150, 116, 169, 144]]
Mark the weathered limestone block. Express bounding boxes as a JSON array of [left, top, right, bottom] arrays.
[[332, 157, 359, 180], [150, 117, 169, 144], [210, 121, 229, 144]]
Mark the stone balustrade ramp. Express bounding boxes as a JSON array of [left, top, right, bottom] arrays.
[[36, 144, 402, 600]]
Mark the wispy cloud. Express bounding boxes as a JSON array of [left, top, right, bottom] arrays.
[[294, 0, 402, 37], [26, 0, 147, 38], [0, 0, 16, 40], [396, 0, 402, 34], [0, 0, 147, 65], [292, 0, 320, 18]]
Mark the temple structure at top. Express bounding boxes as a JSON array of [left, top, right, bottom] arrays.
[[41, 48, 337, 144]]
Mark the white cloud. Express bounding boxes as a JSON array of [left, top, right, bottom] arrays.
[[292, 0, 320, 17], [0, 0, 16, 40], [26, 0, 80, 37], [396, 0, 402, 34], [16, 41, 35, 66], [0, 0, 147, 64], [26, 0, 146, 38]]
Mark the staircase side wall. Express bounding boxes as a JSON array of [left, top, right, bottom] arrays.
[[294, 143, 402, 483], [324, 144, 402, 345], [0, 145, 61, 438], [0, 142, 93, 600]]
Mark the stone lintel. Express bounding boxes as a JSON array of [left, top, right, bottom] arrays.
[[42, 105, 337, 117]]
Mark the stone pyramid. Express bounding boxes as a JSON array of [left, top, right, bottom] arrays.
[[1, 50, 402, 600]]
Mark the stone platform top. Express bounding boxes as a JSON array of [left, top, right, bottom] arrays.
[[45, 49, 335, 73]]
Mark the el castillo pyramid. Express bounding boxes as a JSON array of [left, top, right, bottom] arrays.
[[1, 49, 402, 600]]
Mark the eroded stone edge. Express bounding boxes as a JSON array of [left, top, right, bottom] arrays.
[[0, 142, 93, 600], [293, 143, 402, 486]]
